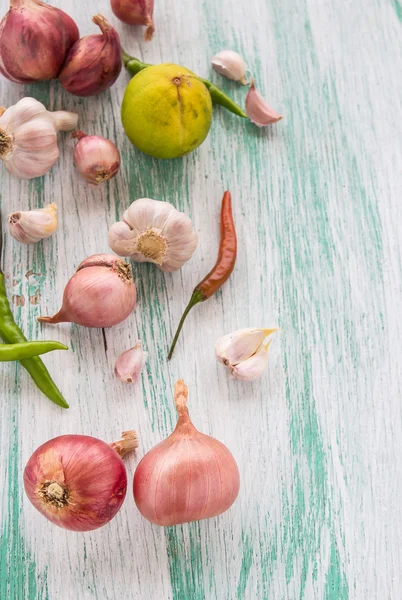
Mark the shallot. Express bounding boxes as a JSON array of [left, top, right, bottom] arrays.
[[111, 0, 155, 41], [0, 0, 79, 83], [134, 380, 240, 526], [38, 254, 136, 328], [72, 131, 121, 185], [24, 431, 138, 531], [59, 14, 121, 97]]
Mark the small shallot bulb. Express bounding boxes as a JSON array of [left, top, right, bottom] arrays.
[[38, 254, 136, 328], [215, 328, 277, 381], [59, 14, 122, 97], [24, 430, 138, 531], [0, 97, 78, 179], [246, 79, 283, 126], [0, 0, 79, 83], [111, 0, 155, 41], [114, 341, 147, 383], [108, 198, 198, 272], [72, 131, 121, 185], [134, 380, 240, 526], [211, 50, 248, 85], [8, 203, 58, 244]]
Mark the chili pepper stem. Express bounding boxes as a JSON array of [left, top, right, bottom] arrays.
[[122, 50, 151, 77], [122, 50, 247, 118], [168, 289, 204, 360]]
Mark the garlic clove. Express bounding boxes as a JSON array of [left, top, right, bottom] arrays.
[[211, 50, 248, 85], [216, 327, 276, 366], [230, 345, 270, 381], [8, 203, 58, 244], [108, 221, 135, 256], [114, 342, 147, 383], [246, 79, 283, 127]]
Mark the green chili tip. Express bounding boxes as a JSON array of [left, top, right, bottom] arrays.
[[0, 341, 68, 362]]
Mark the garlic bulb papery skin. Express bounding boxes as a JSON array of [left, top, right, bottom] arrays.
[[211, 50, 248, 85], [108, 198, 198, 272], [134, 380, 240, 526], [216, 328, 277, 381], [8, 203, 58, 244], [0, 97, 78, 179], [114, 342, 147, 383], [246, 79, 282, 127]]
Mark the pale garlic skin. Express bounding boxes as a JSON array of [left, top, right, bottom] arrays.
[[0, 97, 78, 179], [215, 328, 277, 381], [108, 198, 198, 272], [245, 79, 282, 127], [114, 341, 147, 383], [8, 203, 58, 244], [211, 50, 248, 85]]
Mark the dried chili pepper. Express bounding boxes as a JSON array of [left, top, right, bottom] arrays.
[[168, 191, 237, 359], [0, 218, 69, 408]]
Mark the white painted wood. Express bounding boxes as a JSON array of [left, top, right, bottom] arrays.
[[0, 0, 401, 598]]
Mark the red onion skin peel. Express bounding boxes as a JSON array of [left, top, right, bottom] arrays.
[[134, 380, 240, 526], [72, 131, 121, 185], [111, 0, 155, 41], [37, 254, 136, 328], [0, 0, 79, 83], [59, 14, 122, 97], [24, 431, 138, 531]]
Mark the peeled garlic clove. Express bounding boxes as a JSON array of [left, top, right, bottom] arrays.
[[114, 342, 147, 383], [215, 327, 276, 365], [230, 345, 270, 381], [8, 203, 58, 244], [108, 198, 198, 272], [246, 79, 282, 126], [211, 50, 248, 85]]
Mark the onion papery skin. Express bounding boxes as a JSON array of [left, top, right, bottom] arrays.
[[0, 0, 79, 83], [38, 254, 136, 328], [133, 386, 240, 526], [58, 14, 122, 97], [24, 435, 128, 532]]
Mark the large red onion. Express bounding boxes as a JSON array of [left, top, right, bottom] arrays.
[[0, 0, 79, 83], [24, 431, 138, 531], [134, 380, 240, 526], [59, 14, 121, 97], [38, 254, 136, 328]]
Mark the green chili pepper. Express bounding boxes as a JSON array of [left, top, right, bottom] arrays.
[[121, 50, 247, 119], [0, 223, 69, 408], [0, 341, 68, 361]]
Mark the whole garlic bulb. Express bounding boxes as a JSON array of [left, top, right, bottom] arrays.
[[108, 198, 198, 272], [8, 203, 58, 244], [0, 97, 78, 179]]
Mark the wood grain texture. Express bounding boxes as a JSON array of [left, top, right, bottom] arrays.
[[0, 0, 401, 598]]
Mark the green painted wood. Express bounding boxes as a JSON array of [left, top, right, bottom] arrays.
[[0, 0, 401, 598]]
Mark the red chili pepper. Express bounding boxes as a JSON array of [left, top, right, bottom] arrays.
[[168, 191, 237, 359]]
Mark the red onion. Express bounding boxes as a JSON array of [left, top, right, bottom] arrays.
[[134, 380, 240, 526], [111, 0, 155, 41], [59, 14, 121, 97], [0, 0, 79, 83], [38, 254, 136, 328], [24, 431, 138, 531], [72, 130, 121, 185]]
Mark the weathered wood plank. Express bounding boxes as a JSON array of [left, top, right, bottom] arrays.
[[1, 0, 401, 598]]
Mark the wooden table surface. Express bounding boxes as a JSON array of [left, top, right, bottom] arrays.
[[1, 0, 401, 598]]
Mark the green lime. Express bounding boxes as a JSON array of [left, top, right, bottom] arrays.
[[121, 63, 213, 159]]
